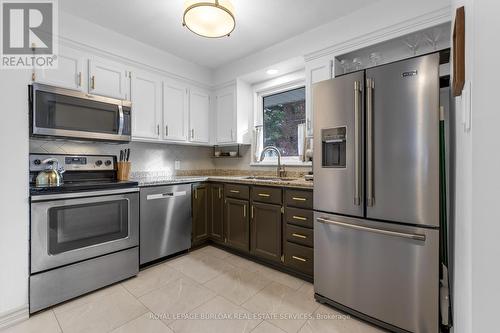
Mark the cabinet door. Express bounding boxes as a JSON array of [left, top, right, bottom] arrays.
[[89, 58, 129, 99], [225, 198, 249, 252], [189, 88, 210, 143], [251, 202, 282, 262], [209, 184, 224, 242], [305, 58, 332, 136], [192, 184, 209, 245], [216, 88, 235, 144], [35, 46, 85, 91], [131, 70, 161, 140], [163, 80, 188, 141]]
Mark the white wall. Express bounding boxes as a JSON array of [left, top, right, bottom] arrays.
[[451, 1, 500, 332], [213, 0, 451, 85], [0, 71, 31, 318]]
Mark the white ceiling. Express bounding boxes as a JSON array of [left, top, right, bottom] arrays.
[[60, 0, 375, 69]]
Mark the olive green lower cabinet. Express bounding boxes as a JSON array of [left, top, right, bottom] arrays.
[[250, 202, 282, 263], [191, 181, 313, 279], [224, 197, 250, 252], [208, 183, 224, 242], [192, 183, 209, 245]]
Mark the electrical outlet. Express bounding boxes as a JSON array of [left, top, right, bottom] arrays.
[[174, 160, 181, 170]]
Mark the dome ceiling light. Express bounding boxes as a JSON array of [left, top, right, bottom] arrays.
[[182, 0, 235, 38]]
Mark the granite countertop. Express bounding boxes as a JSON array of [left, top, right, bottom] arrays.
[[135, 175, 313, 189]]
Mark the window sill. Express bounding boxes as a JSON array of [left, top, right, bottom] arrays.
[[249, 161, 312, 167]]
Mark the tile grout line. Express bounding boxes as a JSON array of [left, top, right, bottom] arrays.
[[51, 309, 64, 333]]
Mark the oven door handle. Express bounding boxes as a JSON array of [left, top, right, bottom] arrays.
[[31, 187, 139, 202], [146, 191, 187, 200]]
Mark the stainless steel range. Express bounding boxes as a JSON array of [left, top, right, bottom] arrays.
[[29, 154, 139, 313]]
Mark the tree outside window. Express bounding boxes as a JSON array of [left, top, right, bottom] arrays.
[[262, 87, 306, 158]]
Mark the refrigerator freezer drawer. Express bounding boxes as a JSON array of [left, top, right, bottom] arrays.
[[314, 212, 439, 333]]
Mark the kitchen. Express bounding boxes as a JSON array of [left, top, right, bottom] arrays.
[[0, 0, 498, 333]]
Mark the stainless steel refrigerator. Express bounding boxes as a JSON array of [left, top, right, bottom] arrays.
[[313, 53, 440, 333]]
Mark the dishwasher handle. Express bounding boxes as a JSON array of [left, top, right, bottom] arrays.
[[147, 191, 187, 200]]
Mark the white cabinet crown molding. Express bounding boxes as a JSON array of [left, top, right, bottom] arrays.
[[304, 5, 451, 62]]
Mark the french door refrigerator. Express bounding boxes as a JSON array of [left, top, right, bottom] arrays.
[[313, 53, 440, 333]]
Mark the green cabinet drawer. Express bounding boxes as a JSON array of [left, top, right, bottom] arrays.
[[285, 224, 313, 247], [284, 189, 313, 209], [251, 186, 282, 205], [224, 183, 250, 200], [284, 207, 313, 228], [284, 241, 313, 276]]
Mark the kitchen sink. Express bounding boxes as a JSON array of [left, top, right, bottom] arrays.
[[244, 176, 297, 182]]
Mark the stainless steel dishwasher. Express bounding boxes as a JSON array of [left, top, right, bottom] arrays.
[[140, 184, 192, 265]]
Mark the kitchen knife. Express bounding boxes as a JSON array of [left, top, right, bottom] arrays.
[[119, 150, 123, 162], [126, 148, 130, 162]]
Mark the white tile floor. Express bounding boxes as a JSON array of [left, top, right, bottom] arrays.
[[2, 246, 386, 333]]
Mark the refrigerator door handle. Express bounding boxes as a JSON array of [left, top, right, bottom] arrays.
[[366, 78, 375, 207], [354, 80, 362, 206], [316, 217, 426, 242]]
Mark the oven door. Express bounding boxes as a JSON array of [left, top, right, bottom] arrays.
[[30, 188, 139, 273], [30, 83, 131, 142]]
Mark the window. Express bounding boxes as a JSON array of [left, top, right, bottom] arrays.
[[261, 87, 306, 159]]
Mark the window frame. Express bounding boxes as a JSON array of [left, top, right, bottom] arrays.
[[253, 79, 310, 166]]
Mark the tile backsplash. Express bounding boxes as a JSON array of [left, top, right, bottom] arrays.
[[29, 139, 214, 176]]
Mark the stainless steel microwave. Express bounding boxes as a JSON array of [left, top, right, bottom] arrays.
[[29, 83, 132, 142]]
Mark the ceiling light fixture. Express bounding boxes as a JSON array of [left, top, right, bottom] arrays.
[[266, 69, 279, 75], [183, 0, 235, 38]]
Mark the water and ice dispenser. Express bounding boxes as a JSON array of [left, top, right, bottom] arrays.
[[321, 127, 346, 168]]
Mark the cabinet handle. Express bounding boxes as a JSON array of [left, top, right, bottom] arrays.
[[91, 75, 95, 89], [157, 124, 160, 136], [194, 188, 198, 200], [258, 193, 270, 197], [292, 233, 307, 239], [292, 215, 307, 221], [292, 256, 307, 262], [243, 205, 246, 217], [218, 187, 222, 199], [229, 190, 240, 194], [292, 197, 307, 201], [165, 125, 168, 137], [78, 72, 82, 87], [251, 205, 254, 219]]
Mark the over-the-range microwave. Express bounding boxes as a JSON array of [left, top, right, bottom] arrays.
[[29, 83, 132, 142]]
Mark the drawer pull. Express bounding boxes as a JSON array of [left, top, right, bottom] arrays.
[[292, 255, 307, 262], [292, 215, 307, 221], [258, 193, 270, 197], [292, 233, 307, 239], [229, 190, 240, 194], [292, 197, 307, 201]]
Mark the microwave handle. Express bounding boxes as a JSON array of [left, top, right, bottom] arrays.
[[118, 105, 124, 135]]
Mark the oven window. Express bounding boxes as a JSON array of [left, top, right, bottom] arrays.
[[35, 90, 119, 134], [48, 199, 129, 254]]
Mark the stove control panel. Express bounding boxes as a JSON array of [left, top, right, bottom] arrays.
[[30, 154, 116, 172]]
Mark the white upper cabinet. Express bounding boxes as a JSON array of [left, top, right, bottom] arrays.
[[215, 86, 236, 144], [130, 69, 162, 140], [35, 46, 85, 91], [305, 57, 333, 136], [163, 80, 188, 142], [189, 87, 210, 144], [214, 81, 251, 145], [89, 58, 130, 100]]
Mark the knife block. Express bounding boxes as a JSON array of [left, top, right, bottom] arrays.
[[117, 162, 131, 181]]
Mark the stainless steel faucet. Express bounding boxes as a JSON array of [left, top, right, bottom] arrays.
[[259, 146, 286, 178]]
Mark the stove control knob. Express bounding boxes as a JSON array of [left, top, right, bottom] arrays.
[[95, 160, 103, 167], [33, 159, 41, 165], [105, 160, 112, 166]]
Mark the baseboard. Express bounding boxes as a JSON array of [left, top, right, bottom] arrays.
[[0, 306, 29, 330]]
